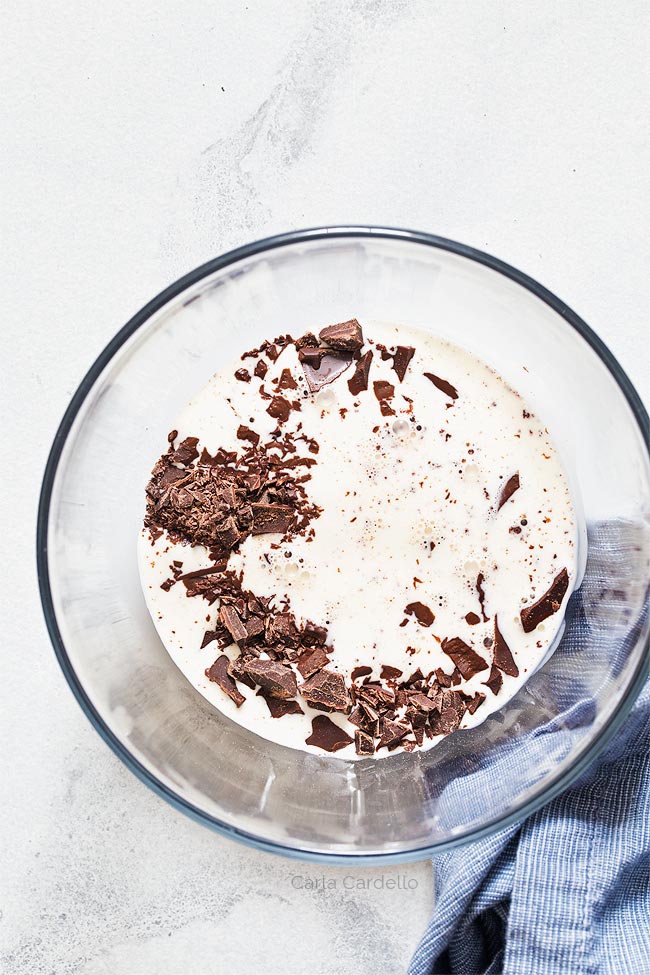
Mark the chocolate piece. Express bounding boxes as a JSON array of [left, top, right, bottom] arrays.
[[380, 665, 403, 681], [234, 368, 251, 383], [378, 718, 409, 749], [250, 503, 294, 535], [300, 668, 350, 711], [392, 346, 415, 383], [242, 659, 297, 699], [520, 568, 569, 633], [465, 692, 486, 714], [258, 690, 303, 718], [296, 646, 330, 679], [435, 667, 452, 688], [306, 715, 354, 753], [319, 319, 363, 352], [404, 601, 435, 627], [227, 656, 256, 689], [483, 664, 503, 695], [373, 380, 395, 402], [205, 655, 246, 707], [441, 637, 488, 679], [171, 437, 200, 466], [277, 368, 298, 390], [497, 473, 520, 511], [465, 611, 481, 625], [493, 615, 519, 677], [302, 621, 328, 646], [408, 692, 440, 713], [219, 605, 248, 644], [424, 372, 458, 400], [236, 424, 260, 446], [430, 706, 461, 735], [476, 572, 488, 622], [351, 665, 373, 681], [253, 359, 268, 379], [301, 352, 353, 393], [295, 332, 319, 350], [354, 729, 375, 756], [347, 350, 373, 395], [266, 395, 292, 423]]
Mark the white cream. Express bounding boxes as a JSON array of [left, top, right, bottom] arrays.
[[139, 321, 579, 759]]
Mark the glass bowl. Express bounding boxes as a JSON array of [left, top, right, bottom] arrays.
[[37, 227, 650, 863]]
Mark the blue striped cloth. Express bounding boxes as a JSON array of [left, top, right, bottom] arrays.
[[409, 524, 650, 975]]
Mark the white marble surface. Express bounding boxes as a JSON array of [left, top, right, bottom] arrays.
[[2, 2, 648, 973]]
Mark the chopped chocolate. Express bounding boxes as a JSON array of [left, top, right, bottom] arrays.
[[392, 346, 415, 383], [296, 646, 330, 679], [236, 424, 260, 446], [408, 692, 440, 713], [435, 667, 453, 688], [295, 332, 319, 350], [301, 352, 353, 393], [377, 718, 409, 749], [404, 601, 435, 627], [250, 503, 294, 535], [430, 706, 462, 735], [242, 659, 297, 699], [441, 637, 488, 679], [465, 611, 481, 625], [205, 655, 246, 707], [347, 350, 373, 395], [266, 395, 292, 423], [200, 625, 231, 650], [253, 359, 268, 379], [265, 612, 301, 647], [520, 568, 569, 632], [493, 615, 519, 677], [277, 368, 298, 390], [227, 656, 256, 689], [319, 319, 363, 352], [171, 436, 200, 466], [306, 715, 354, 753], [373, 379, 395, 401], [476, 572, 488, 622], [258, 690, 304, 718], [301, 668, 350, 712], [302, 621, 328, 646], [219, 604, 249, 644], [351, 665, 373, 681], [497, 472, 520, 511], [483, 664, 503, 695], [465, 692, 486, 714], [355, 729, 375, 756], [380, 665, 403, 681], [424, 372, 458, 400], [234, 368, 251, 383]]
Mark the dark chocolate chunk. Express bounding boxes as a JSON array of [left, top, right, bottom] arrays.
[[483, 664, 503, 695], [392, 346, 415, 383], [380, 665, 403, 681], [306, 715, 354, 753], [219, 604, 249, 643], [253, 359, 268, 379], [227, 656, 256, 689], [171, 437, 200, 466], [236, 424, 260, 446], [430, 706, 462, 735], [441, 637, 488, 679], [404, 601, 435, 627], [373, 379, 395, 401], [265, 612, 301, 647], [378, 718, 409, 749], [295, 332, 319, 350], [266, 395, 292, 423], [302, 621, 328, 646], [435, 667, 452, 688], [277, 368, 298, 390], [205, 655, 246, 707], [347, 350, 373, 395], [464, 692, 486, 714], [476, 572, 488, 622], [520, 568, 569, 633], [493, 615, 519, 677], [296, 646, 330, 679], [258, 690, 304, 718], [408, 692, 440, 713], [234, 368, 251, 383], [497, 473, 520, 511], [424, 372, 458, 400], [465, 611, 481, 625], [319, 318, 363, 352], [242, 659, 297, 699], [354, 729, 375, 756], [250, 503, 294, 535], [300, 668, 350, 711], [351, 665, 373, 681], [300, 350, 353, 393]]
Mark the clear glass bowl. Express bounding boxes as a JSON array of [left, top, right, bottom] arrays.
[[37, 228, 650, 863]]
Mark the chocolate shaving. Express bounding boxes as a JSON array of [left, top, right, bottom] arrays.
[[380, 665, 403, 681], [205, 655, 246, 707], [378, 718, 409, 749], [219, 604, 249, 643], [520, 568, 569, 633], [319, 319, 363, 352], [497, 473, 520, 511], [404, 601, 435, 627], [424, 372, 458, 400], [392, 346, 415, 382], [373, 380, 395, 401], [476, 573, 488, 622], [493, 615, 519, 677], [300, 668, 350, 712], [306, 715, 354, 753], [347, 350, 373, 395], [441, 637, 488, 679]]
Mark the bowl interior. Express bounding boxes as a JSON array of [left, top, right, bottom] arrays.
[[41, 231, 650, 860]]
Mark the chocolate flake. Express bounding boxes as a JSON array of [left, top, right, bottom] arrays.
[[301, 668, 350, 712], [306, 715, 354, 753], [319, 319, 363, 352], [205, 655, 246, 707], [380, 665, 403, 681], [493, 615, 519, 676], [520, 568, 569, 633], [296, 646, 330, 679], [483, 664, 503, 695], [242, 659, 297, 699], [258, 690, 304, 718], [497, 473, 520, 511], [347, 350, 373, 395], [351, 665, 373, 681], [476, 573, 489, 622], [266, 395, 292, 423], [253, 359, 268, 379], [424, 372, 458, 400], [404, 601, 435, 627], [277, 368, 298, 390], [301, 352, 353, 393], [441, 637, 488, 679], [373, 380, 395, 401], [392, 346, 415, 382], [237, 424, 260, 446]]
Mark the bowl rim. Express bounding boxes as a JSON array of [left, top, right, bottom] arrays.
[[36, 225, 650, 864]]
